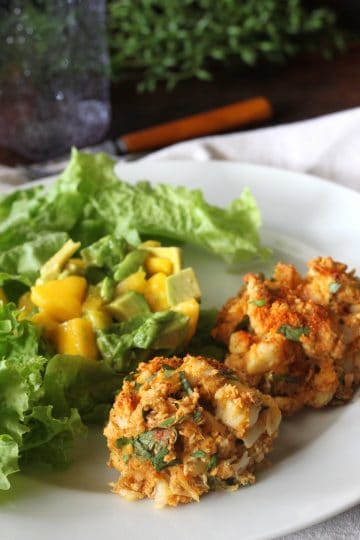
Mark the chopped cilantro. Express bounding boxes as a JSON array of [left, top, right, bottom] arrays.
[[162, 364, 176, 377], [133, 438, 152, 460], [123, 455, 130, 464], [207, 453, 219, 472], [191, 450, 206, 459], [193, 409, 202, 423], [329, 282, 341, 294], [222, 368, 241, 382], [152, 448, 181, 472], [130, 428, 180, 472], [277, 324, 310, 341], [160, 416, 176, 428], [116, 437, 134, 448], [249, 299, 267, 307], [179, 371, 193, 395], [134, 382, 142, 391]]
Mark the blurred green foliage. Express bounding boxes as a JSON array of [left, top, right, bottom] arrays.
[[108, 0, 345, 91]]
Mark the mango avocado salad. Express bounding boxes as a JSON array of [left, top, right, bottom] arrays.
[[0, 149, 268, 490], [22, 236, 201, 370]]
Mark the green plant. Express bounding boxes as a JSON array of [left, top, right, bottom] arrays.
[[108, 0, 345, 92]]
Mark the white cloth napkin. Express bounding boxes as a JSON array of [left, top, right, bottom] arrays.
[[144, 108, 360, 540], [144, 107, 360, 191]]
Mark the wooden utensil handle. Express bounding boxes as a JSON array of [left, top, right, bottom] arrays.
[[118, 96, 272, 153]]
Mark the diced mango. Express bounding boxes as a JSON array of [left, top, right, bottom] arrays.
[[143, 272, 169, 312], [32, 311, 59, 341], [0, 288, 7, 304], [56, 318, 98, 360], [145, 257, 173, 276], [116, 271, 147, 295], [82, 292, 112, 330], [139, 240, 161, 248], [172, 298, 199, 343], [31, 276, 87, 322], [17, 291, 33, 320]]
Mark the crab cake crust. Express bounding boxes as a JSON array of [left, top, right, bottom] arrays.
[[104, 355, 281, 507], [212, 257, 360, 415]]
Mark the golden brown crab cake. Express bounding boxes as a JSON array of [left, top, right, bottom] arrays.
[[212, 258, 360, 415], [104, 355, 281, 507]]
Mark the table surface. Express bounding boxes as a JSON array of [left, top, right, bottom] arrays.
[[1, 45, 360, 166]]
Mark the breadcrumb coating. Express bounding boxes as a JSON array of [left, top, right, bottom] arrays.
[[212, 257, 360, 415], [104, 355, 281, 507]]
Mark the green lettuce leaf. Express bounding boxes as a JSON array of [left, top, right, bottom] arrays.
[[0, 435, 19, 490], [0, 232, 69, 284], [0, 148, 268, 265], [97, 311, 188, 373], [44, 355, 121, 424], [0, 303, 86, 489]]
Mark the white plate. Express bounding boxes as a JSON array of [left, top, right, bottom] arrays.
[[1, 161, 359, 540]]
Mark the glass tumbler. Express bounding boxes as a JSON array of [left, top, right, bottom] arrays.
[[0, 0, 110, 160]]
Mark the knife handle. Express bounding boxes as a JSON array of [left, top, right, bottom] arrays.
[[117, 96, 272, 153]]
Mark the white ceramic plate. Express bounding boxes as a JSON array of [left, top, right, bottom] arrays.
[[1, 161, 359, 540]]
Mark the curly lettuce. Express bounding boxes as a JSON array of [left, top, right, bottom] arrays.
[[0, 149, 268, 265]]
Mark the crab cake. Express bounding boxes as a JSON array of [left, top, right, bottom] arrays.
[[104, 355, 281, 507], [212, 257, 360, 415]]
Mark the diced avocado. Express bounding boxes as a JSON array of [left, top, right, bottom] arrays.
[[107, 291, 150, 321], [39, 239, 80, 283], [99, 276, 115, 302], [113, 250, 148, 282], [152, 313, 188, 349], [142, 246, 182, 274], [166, 267, 201, 306]]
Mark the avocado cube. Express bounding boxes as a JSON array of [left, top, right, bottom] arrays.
[[166, 267, 201, 306], [107, 291, 150, 321]]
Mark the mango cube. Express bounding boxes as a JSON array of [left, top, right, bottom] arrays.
[[145, 257, 173, 276], [143, 272, 169, 312], [31, 276, 87, 322], [56, 318, 98, 360], [116, 271, 147, 295], [172, 298, 199, 343]]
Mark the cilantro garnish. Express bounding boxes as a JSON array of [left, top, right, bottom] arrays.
[[207, 453, 219, 472], [222, 368, 241, 382], [192, 409, 202, 423], [179, 371, 193, 395], [277, 324, 310, 341], [191, 450, 206, 459], [329, 282, 341, 294], [160, 416, 176, 428], [120, 428, 180, 472], [116, 437, 134, 448], [249, 299, 267, 307], [162, 364, 176, 378]]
